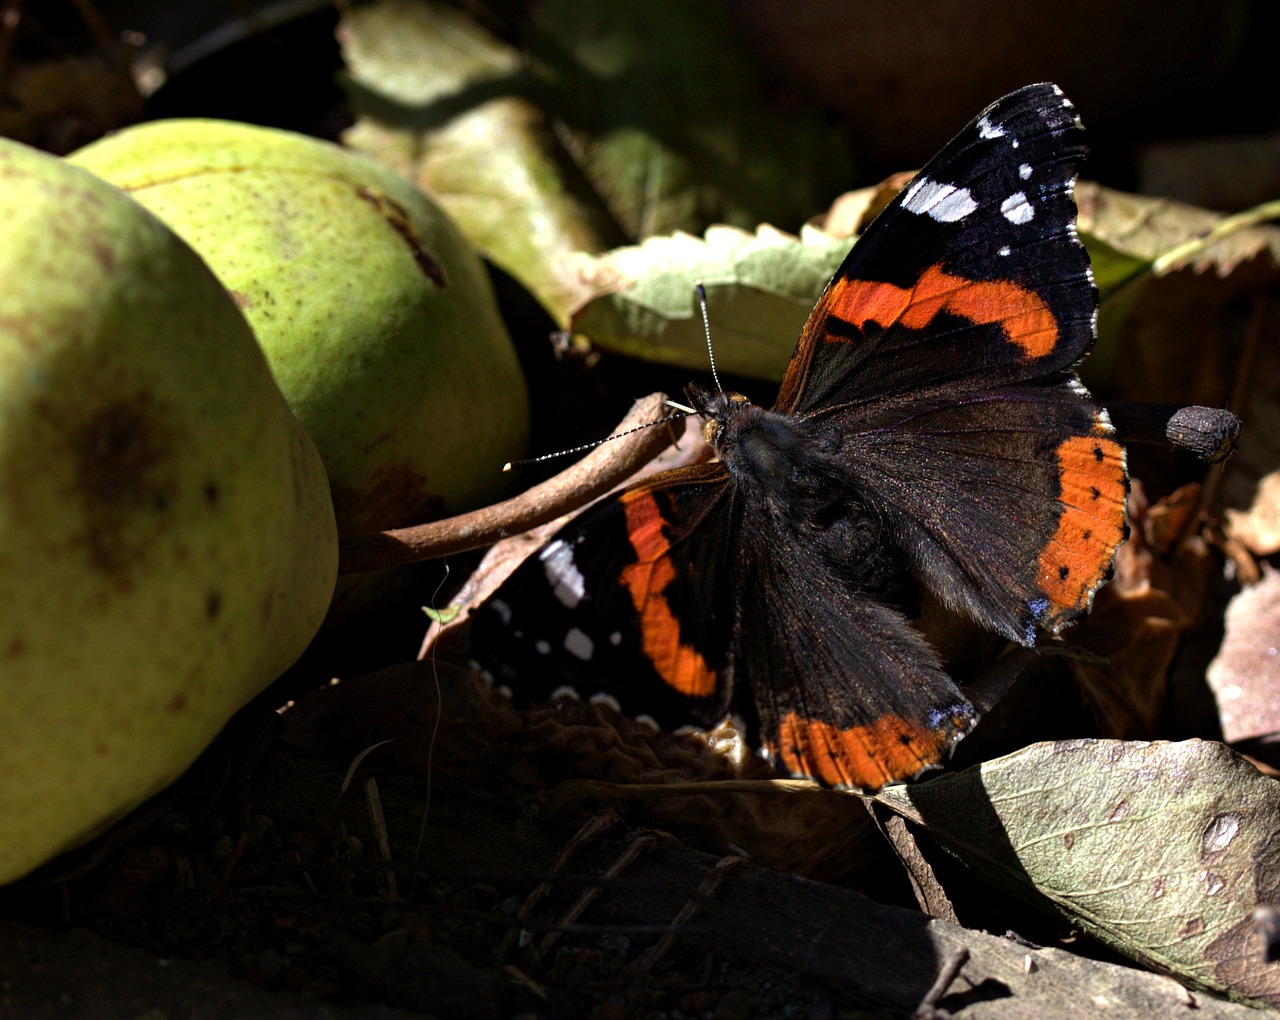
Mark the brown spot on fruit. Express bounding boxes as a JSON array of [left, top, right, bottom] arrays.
[[206, 591, 223, 620], [169, 692, 188, 713], [74, 395, 176, 579], [354, 186, 447, 289]]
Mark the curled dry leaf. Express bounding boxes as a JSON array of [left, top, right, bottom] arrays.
[[1206, 565, 1280, 747], [418, 402, 709, 661], [878, 739, 1280, 1007], [1060, 480, 1220, 739], [339, 392, 678, 575]]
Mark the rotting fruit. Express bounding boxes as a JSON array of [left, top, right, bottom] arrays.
[[0, 138, 338, 884], [71, 119, 530, 538]]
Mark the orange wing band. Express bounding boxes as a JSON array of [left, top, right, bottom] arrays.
[[827, 263, 1061, 359], [619, 492, 718, 698], [770, 708, 969, 791], [1036, 433, 1128, 626]]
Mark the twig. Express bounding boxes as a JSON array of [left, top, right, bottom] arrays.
[[339, 393, 677, 574], [498, 810, 622, 962], [913, 946, 971, 1019], [538, 834, 657, 956], [629, 853, 746, 973]]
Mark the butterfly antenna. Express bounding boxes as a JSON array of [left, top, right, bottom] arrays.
[[505, 287, 716, 473], [504, 409, 692, 471], [695, 281, 724, 394]]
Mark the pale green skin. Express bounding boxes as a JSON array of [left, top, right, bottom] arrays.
[[0, 139, 338, 884], [71, 120, 530, 534]]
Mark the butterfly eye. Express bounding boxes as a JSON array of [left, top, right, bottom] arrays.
[[702, 418, 720, 446]]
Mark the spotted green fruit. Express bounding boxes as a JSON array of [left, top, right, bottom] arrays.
[[71, 120, 529, 535], [0, 139, 338, 884]]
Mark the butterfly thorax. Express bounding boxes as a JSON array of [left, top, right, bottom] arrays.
[[687, 383, 852, 518]]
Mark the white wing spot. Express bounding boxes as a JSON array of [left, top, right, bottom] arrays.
[[1001, 192, 1035, 225], [565, 628, 594, 661], [1019, 163, 1033, 180], [535, 639, 552, 656], [489, 599, 512, 626], [540, 539, 586, 609], [978, 115, 1005, 139], [589, 691, 623, 713], [998, 245, 1012, 257], [902, 178, 978, 222], [609, 631, 623, 646]]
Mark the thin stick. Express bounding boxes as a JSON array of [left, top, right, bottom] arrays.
[[913, 946, 970, 1019], [339, 393, 675, 574]]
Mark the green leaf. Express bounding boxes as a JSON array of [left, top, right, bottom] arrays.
[[878, 739, 1280, 1007], [339, 0, 855, 325], [341, 0, 607, 324], [529, 0, 854, 241], [1075, 185, 1280, 400], [570, 224, 853, 380]]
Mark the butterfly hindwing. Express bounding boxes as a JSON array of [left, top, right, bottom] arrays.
[[810, 381, 1127, 644], [471, 464, 737, 730], [726, 497, 977, 789]]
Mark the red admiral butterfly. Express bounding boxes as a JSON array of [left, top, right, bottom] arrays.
[[470, 83, 1129, 792]]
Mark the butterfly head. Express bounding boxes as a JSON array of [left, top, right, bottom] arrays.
[[685, 383, 752, 451]]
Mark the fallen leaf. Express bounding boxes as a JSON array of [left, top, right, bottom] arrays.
[[339, 0, 855, 324], [569, 223, 852, 378], [1077, 185, 1280, 280], [1206, 565, 1280, 746], [340, 0, 607, 322], [1067, 585, 1190, 739], [1076, 185, 1280, 403], [529, 0, 854, 242], [878, 739, 1280, 1007]]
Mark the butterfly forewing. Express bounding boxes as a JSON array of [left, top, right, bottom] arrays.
[[777, 83, 1096, 416]]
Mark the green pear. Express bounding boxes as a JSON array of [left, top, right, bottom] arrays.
[[0, 138, 338, 884], [70, 120, 530, 536]]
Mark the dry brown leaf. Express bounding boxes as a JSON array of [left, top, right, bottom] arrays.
[[1206, 565, 1280, 747]]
